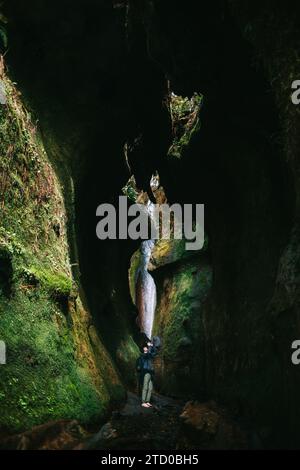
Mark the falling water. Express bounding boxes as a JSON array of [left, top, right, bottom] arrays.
[[135, 201, 157, 340]]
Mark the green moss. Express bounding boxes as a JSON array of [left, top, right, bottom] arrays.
[[0, 72, 124, 433], [23, 266, 73, 297], [153, 260, 212, 395], [128, 249, 141, 305], [0, 76, 70, 276], [161, 266, 197, 360], [167, 92, 203, 159], [115, 334, 140, 383], [0, 291, 108, 432], [129, 237, 211, 390], [149, 234, 208, 270], [122, 175, 139, 202]]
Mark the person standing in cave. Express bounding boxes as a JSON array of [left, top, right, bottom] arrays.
[[136, 341, 157, 408]]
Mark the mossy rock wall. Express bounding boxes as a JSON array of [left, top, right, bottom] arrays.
[[153, 256, 212, 398], [0, 72, 125, 433]]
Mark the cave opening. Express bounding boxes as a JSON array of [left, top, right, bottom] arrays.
[[3, 0, 298, 448]]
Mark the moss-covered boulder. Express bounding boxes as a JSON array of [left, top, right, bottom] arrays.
[[153, 256, 212, 397]]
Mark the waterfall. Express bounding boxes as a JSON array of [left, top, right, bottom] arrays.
[[123, 175, 160, 340], [135, 201, 157, 340]]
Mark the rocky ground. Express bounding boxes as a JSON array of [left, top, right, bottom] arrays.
[[0, 391, 251, 450]]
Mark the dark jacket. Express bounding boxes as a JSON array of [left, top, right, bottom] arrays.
[[136, 346, 157, 385]]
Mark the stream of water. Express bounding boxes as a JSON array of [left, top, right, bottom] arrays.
[[135, 201, 157, 340]]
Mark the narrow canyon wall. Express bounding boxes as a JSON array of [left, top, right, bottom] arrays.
[[0, 70, 125, 433]]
